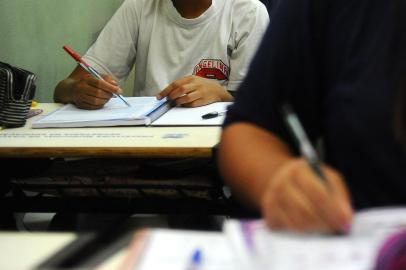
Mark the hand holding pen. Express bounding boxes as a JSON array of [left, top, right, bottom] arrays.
[[260, 104, 352, 233], [61, 45, 130, 109]]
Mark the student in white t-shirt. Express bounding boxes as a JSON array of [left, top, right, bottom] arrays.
[[54, 0, 269, 109]]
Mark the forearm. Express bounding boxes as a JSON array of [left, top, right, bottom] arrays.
[[218, 122, 293, 209]]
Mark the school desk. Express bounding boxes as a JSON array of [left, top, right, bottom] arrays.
[[0, 103, 246, 217], [0, 103, 221, 158], [0, 232, 77, 270]]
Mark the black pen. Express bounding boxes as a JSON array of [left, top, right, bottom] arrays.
[[201, 110, 227, 120], [282, 104, 325, 181], [282, 104, 354, 234]]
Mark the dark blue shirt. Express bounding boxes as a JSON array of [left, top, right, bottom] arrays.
[[224, 0, 406, 209]]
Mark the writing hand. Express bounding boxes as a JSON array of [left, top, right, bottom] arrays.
[[70, 74, 122, 110], [156, 75, 233, 107], [261, 158, 353, 233]]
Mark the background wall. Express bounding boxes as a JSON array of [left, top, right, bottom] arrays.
[[0, 0, 133, 102]]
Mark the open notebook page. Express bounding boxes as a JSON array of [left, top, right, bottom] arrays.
[[32, 97, 167, 128], [224, 207, 406, 270], [151, 102, 232, 126]]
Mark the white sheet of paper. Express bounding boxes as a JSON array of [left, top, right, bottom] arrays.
[[224, 207, 406, 270], [152, 102, 232, 126], [135, 230, 237, 270]]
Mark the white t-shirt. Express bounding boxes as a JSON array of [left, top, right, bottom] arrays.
[[83, 0, 269, 96]]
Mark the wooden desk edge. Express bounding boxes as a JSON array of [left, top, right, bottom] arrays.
[[0, 147, 213, 158]]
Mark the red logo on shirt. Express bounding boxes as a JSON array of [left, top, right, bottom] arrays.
[[193, 59, 229, 80]]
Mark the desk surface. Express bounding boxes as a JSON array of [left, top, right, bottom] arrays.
[[0, 232, 77, 270], [0, 103, 222, 158]]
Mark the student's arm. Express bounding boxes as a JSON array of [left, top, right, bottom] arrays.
[[54, 0, 140, 109], [156, 75, 233, 107], [54, 65, 122, 110], [218, 122, 353, 233]]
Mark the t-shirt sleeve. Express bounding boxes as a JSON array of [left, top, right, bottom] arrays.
[[227, 1, 270, 91], [82, 0, 139, 84]]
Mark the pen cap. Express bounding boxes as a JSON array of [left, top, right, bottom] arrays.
[[63, 45, 88, 66], [374, 229, 406, 270]]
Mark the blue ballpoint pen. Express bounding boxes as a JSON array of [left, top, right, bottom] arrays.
[[63, 45, 131, 107], [186, 249, 202, 270]]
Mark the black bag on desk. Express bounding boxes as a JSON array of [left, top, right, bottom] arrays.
[[0, 61, 37, 127]]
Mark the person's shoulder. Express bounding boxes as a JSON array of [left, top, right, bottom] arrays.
[[225, 0, 269, 20], [228, 0, 268, 13], [122, 0, 160, 11], [118, 0, 162, 19]]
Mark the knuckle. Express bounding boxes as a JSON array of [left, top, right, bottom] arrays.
[[83, 75, 94, 85], [76, 80, 87, 90], [292, 158, 307, 171], [169, 91, 179, 100], [283, 158, 302, 174], [171, 81, 180, 89], [326, 168, 344, 183], [183, 95, 195, 104], [95, 80, 103, 89], [178, 86, 188, 95], [289, 159, 313, 182]]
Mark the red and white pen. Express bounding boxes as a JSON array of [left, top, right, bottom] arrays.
[[63, 45, 131, 107]]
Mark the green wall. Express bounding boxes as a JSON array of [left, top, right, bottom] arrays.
[[0, 0, 133, 102]]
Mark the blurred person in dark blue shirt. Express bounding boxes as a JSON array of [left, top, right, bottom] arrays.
[[219, 0, 406, 233]]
